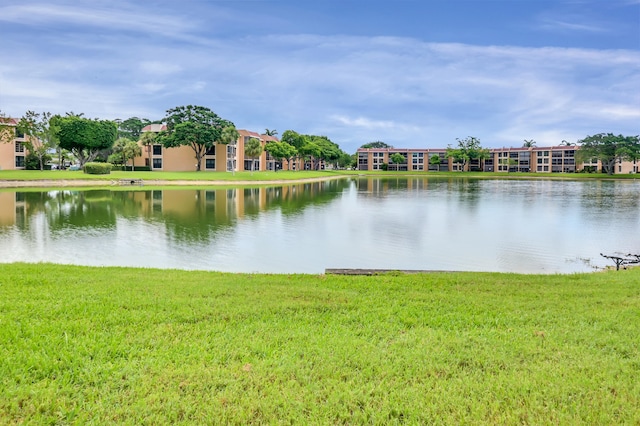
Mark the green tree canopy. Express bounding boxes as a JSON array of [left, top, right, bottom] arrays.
[[17, 111, 60, 170], [244, 137, 263, 174], [109, 137, 133, 167], [360, 141, 393, 149], [446, 136, 489, 172], [116, 117, 151, 140], [56, 116, 117, 166], [158, 105, 235, 171], [280, 130, 306, 150], [265, 141, 297, 171], [577, 133, 640, 175], [389, 153, 406, 171], [429, 154, 441, 169], [138, 131, 157, 168], [523, 139, 536, 148]]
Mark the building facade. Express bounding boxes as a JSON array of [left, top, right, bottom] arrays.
[[0, 118, 28, 170], [135, 125, 293, 172], [357, 145, 638, 174]]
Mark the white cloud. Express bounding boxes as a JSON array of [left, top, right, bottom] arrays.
[[0, 5, 638, 152]]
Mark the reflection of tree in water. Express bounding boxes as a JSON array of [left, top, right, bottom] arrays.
[[13, 190, 159, 233], [161, 189, 235, 243], [9, 180, 350, 243], [580, 181, 640, 224], [262, 179, 350, 216], [161, 180, 349, 243], [14, 190, 117, 232]]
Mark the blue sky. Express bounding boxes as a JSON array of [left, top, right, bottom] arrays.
[[0, 0, 638, 153]]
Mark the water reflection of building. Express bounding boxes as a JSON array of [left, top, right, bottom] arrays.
[[2, 181, 349, 240], [0, 192, 18, 226]]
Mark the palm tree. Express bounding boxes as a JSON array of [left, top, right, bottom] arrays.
[[523, 139, 536, 148], [264, 129, 278, 137], [244, 137, 263, 175], [139, 131, 156, 169], [221, 125, 240, 174], [123, 140, 142, 171]]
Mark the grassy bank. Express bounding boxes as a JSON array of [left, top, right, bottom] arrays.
[[1, 169, 637, 184], [0, 169, 349, 182], [1, 264, 638, 424]]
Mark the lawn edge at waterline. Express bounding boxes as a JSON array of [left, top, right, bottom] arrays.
[[1, 262, 638, 424], [1, 169, 639, 189]]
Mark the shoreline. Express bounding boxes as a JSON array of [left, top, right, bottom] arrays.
[[0, 172, 635, 188], [0, 175, 348, 188]]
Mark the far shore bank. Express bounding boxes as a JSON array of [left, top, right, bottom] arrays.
[[0, 170, 636, 189], [0, 175, 350, 188]]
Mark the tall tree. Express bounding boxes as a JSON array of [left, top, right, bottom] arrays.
[[429, 154, 441, 171], [446, 136, 490, 172], [17, 111, 60, 170], [117, 117, 151, 140], [0, 110, 16, 144], [389, 153, 406, 172], [264, 129, 278, 137], [244, 137, 263, 174], [108, 138, 129, 167], [576, 133, 640, 175], [158, 105, 235, 171], [299, 141, 321, 170], [265, 141, 297, 171], [138, 131, 156, 169], [523, 139, 536, 148], [56, 116, 117, 167], [360, 141, 393, 149]]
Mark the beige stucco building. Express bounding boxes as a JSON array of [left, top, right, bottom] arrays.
[[133, 125, 295, 172], [357, 145, 639, 174], [0, 118, 28, 170]]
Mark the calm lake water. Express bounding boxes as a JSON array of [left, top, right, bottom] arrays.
[[1, 177, 639, 273]]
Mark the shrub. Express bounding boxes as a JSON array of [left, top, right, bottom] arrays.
[[83, 162, 112, 175]]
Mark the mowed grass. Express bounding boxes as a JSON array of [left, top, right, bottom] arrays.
[[0, 170, 349, 183], [1, 264, 639, 424], [2, 169, 637, 184]]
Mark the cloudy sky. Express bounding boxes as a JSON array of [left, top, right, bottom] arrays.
[[0, 0, 638, 153]]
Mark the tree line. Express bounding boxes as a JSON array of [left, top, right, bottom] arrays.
[[0, 105, 352, 172]]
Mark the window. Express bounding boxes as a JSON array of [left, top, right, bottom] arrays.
[[15, 129, 24, 138], [15, 156, 25, 168], [152, 158, 162, 169], [152, 145, 162, 156], [205, 146, 216, 156], [206, 159, 215, 169], [15, 142, 24, 153]]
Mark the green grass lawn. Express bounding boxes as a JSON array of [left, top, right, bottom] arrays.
[[1, 169, 636, 184], [1, 264, 638, 424], [0, 169, 352, 182]]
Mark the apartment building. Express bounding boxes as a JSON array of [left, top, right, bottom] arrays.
[[356, 145, 636, 174], [136, 125, 285, 172], [0, 118, 28, 170]]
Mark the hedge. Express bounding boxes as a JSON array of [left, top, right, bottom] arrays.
[[83, 162, 112, 175]]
